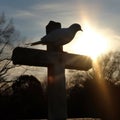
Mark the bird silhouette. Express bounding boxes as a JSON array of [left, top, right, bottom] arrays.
[[27, 23, 83, 46]]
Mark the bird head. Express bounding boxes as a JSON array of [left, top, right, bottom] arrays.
[[69, 23, 83, 32]]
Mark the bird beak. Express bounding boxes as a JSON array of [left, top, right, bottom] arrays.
[[81, 29, 83, 32]]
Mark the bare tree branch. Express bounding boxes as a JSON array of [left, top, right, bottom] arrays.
[[0, 41, 9, 55], [0, 13, 23, 81]]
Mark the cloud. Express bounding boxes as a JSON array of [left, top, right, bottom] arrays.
[[10, 2, 82, 38], [32, 3, 63, 11], [13, 10, 35, 19]]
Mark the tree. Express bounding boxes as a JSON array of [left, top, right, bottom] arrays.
[[67, 51, 120, 119], [96, 51, 120, 85], [11, 75, 47, 118], [0, 13, 25, 82]]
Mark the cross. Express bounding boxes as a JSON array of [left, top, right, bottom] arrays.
[[12, 21, 92, 120]]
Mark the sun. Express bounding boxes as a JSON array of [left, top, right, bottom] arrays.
[[64, 23, 109, 60]]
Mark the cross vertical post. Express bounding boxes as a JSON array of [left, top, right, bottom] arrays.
[[46, 21, 67, 120]]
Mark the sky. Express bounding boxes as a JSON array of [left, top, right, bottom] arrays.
[[0, 0, 120, 56], [0, 0, 120, 84]]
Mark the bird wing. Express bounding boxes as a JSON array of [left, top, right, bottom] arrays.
[[41, 28, 73, 45]]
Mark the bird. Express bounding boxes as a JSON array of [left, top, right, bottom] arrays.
[[27, 23, 83, 46]]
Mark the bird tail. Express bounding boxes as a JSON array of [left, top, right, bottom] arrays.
[[25, 40, 42, 46], [30, 40, 42, 46]]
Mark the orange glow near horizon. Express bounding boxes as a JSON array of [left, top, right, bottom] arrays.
[[64, 22, 109, 60]]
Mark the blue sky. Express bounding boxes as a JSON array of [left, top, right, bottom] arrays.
[[0, 0, 120, 53]]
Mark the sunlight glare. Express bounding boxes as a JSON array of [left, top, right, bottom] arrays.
[[64, 23, 109, 60]]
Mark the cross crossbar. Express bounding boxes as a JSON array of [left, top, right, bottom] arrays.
[[12, 47, 92, 70]]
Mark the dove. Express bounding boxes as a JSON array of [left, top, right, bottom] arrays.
[[28, 23, 83, 46]]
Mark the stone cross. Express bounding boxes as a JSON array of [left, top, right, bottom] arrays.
[[12, 21, 92, 120]]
